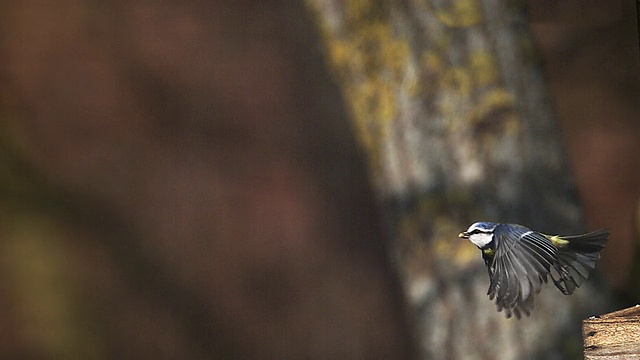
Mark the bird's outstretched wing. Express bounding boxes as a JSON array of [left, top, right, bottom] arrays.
[[488, 226, 558, 318]]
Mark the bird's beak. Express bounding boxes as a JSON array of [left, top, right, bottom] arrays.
[[458, 232, 469, 239]]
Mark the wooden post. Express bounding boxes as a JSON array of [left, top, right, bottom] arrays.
[[583, 304, 640, 358]]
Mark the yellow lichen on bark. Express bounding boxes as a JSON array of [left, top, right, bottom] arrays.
[[308, 0, 414, 185], [431, 0, 483, 27], [469, 49, 500, 86], [309, 0, 522, 196]]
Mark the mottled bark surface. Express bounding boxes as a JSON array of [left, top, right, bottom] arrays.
[[307, 0, 616, 358]]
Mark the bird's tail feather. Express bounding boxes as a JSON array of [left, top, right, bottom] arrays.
[[550, 229, 609, 295], [560, 228, 609, 253]]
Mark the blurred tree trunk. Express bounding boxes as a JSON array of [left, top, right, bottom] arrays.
[[307, 0, 614, 358]]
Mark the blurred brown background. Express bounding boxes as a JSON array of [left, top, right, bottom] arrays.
[[0, 0, 639, 359], [0, 1, 414, 358], [529, 0, 640, 293]]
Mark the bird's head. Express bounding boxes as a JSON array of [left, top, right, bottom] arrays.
[[459, 222, 497, 248]]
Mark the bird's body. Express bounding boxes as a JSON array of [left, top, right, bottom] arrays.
[[459, 222, 609, 318]]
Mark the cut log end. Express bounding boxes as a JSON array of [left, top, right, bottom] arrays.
[[583, 305, 640, 358]]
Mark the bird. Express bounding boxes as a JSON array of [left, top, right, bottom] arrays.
[[458, 222, 609, 319]]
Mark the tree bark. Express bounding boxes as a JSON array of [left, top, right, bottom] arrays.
[[307, 0, 614, 358]]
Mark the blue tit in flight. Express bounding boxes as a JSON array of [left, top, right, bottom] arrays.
[[459, 222, 609, 319]]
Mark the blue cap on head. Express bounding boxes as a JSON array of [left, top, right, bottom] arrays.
[[467, 222, 497, 232]]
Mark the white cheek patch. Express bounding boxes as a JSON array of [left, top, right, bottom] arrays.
[[468, 233, 493, 248]]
